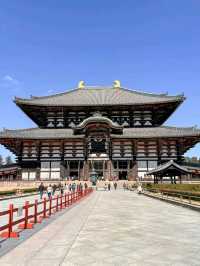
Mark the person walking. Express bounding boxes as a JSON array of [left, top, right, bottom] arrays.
[[123, 182, 126, 191], [47, 184, 53, 199], [72, 182, 76, 192], [60, 184, 64, 196], [38, 182, 45, 200], [108, 182, 111, 191], [52, 183, 57, 196], [84, 183, 88, 190], [114, 182, 117, 190]]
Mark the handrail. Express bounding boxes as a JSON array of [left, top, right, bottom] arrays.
[[0, 188, 93, 238], [145, 188, 200, 206]]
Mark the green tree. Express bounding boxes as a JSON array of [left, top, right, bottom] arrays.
[[5, 156, 13, 165], [191, 157, 198, 163]]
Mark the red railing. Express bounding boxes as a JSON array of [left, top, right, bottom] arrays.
[[0, 188, 93, 238]]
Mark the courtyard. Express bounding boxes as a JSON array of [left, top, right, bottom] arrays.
[[0, 190, 200, 265]]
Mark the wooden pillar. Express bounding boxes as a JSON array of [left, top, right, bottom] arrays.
[[78, 160, 80, 180], [174, 176, 176, 184]]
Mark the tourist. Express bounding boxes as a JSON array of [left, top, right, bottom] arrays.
[[137, 184, 142, 194], [123, 182, 126, 191], [108, 182, 111, 191], [38, 182, 45, 200], [60, 184, 64, 196], [104, 182, 107, 191], [79, 183, 83, 195], [84, 182, 88, 190], [64, 183, 68, 191], [114, 182, 117, 190], [52, 183, 57, 196], [69, 183, 72, 192], [47, 184, 53, 199], [72, 182, 76, 192]]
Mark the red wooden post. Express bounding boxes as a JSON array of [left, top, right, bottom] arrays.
[[60, 194, 63, 209], [34, 199, 38, 223], [64, 193, 67, 208], [18, 201, 33, 229], [42, 198, 49, 218], [8, 204, 14, 237], [49, 197, 52, 216], [56, 195, 59, 212], [1, 204, 19, 238], [67, 192, 69, 206]]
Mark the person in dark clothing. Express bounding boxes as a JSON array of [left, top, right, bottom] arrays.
[[52, 184, 57, 196], [84, 183, 88, 190], [60, 184, 64, 195], [38, 182, 45, 199], [72, 182, 76, 192], [114, 182, 117, 190], [108, 183, 111, 191]]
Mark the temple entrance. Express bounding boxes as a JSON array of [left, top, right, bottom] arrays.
[[88, 158, 108, 184], [70, 171, 78, 180], [119, 171, 127, 180]]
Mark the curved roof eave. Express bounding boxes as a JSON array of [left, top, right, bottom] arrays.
[[13, 86, 185, 107]]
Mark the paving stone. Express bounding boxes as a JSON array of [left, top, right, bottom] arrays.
[[0, 190, 200, 266]]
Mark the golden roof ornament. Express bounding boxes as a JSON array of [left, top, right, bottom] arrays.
[[78, 80, 85, 89], [113, 80, 121, 88]]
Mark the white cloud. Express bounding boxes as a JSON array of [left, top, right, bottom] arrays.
[[0, 75, 22, 94], [47, 89, 54, 94], [2, 75, 20, 85]]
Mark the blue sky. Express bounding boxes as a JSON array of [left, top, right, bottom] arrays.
[[0, 0, 200, 160]]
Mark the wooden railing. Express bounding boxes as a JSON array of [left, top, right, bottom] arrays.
[[144, 188, 200, 206], [0, 188, 93, 238]]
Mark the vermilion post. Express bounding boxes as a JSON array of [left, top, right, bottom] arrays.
[[56, 195, 59, 212], [60, 194, 63, 209], [24, 201, 29, 228], [8, 204, 13, 237], [43, 198, 47, 218], [49, 197, 52, 216], [64, 193, 67, 208], [34, 199, 38, 223], [18, 201, 33, 229], [67, 192, 69, 206]]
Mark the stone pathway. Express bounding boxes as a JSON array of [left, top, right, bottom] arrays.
[[0, 190, 200, 266]]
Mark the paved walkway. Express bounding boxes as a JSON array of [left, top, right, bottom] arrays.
[[0, 190, 200, 266]]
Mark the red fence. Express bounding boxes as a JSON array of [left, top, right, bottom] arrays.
[[0, 188, 93, 238]]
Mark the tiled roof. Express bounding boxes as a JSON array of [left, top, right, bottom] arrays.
[[0, 126, 200, 140], [14, 86, 185, 107], [0, 128, 80, 139], [74, 114, 123, 130], [147, 160, 192, 175], [117, 126, 200, 138]]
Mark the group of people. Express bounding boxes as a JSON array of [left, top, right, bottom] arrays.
[[38, 182, 88, 199], [103, 181, 118, 191]]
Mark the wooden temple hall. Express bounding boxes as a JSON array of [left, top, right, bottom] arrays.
[[0, 80, 200, 181]]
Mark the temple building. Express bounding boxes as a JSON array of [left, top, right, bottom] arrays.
[[0, 81, 200, 181]]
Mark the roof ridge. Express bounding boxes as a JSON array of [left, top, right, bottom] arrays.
[[14, 88, 79, 102], [120, 87, 184, 99], [161, 125, 200, 131], [14, 86, 185, 102]]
